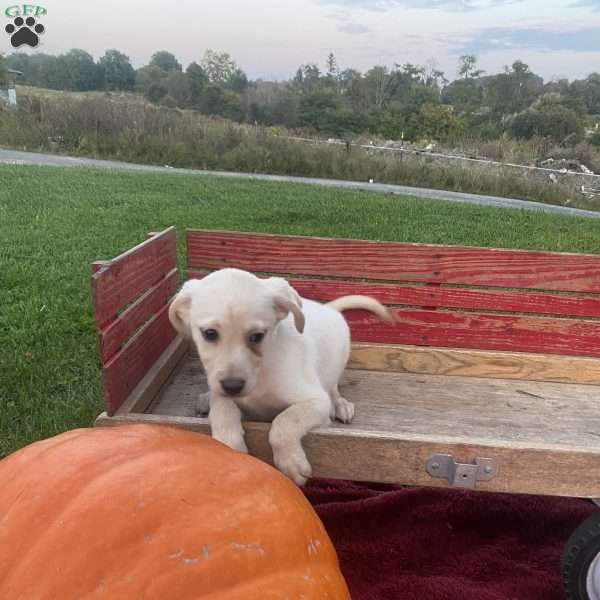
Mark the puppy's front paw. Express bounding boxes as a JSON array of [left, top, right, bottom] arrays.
[[212, 430, 248, 454], [272, 445, 312, 486], [196, 391, 210, 416], [334, 397, 355, 424]]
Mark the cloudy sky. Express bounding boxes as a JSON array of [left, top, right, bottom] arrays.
[[4, 0, 600, 81]]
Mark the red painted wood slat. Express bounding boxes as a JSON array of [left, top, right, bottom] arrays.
[[102, 304, 176, 415], [92, 227, 176, 328], [345, 309, 600, 358], [186, 270, 600, 319], [186, 230, 600, 294], [186, 269, 600, 356], [98, 269, 178, 364]]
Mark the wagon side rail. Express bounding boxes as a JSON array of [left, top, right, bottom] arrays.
[[185, 229, 600, 365], [91, 227, 185, 416], [186, 229, 600, 385]]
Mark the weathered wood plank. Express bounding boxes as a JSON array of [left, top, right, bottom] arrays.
[[148, 355, 600, 450], [91, 261, 108, 274], [95, 413, 600, 498], [98, 269, 178, 364], [187, 270, 600, 319], [97, 352, 600, 497], [186, 269, 600, 357], [102, 304, 176, 415], [186, 230, 600, 293], [181, 340, 600, 385], [114, 335, 188, 416], [344, 308, 600, 358], [92, 227, 176, 327], [348, 343, 600, 385]]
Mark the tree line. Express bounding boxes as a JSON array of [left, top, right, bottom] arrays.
[[3, 48, 600, 145]]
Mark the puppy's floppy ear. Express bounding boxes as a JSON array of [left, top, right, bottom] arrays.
[[266, 277, 305, 334], [168, 280, 201, 337]]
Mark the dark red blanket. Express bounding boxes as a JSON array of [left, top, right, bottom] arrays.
[[305, 480, 596, 600]]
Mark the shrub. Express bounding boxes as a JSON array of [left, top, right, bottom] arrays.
[[510, 104, 584, 144], [590, 130, 600, 147], [146, 82, 168, 103], [159, 94, 177, 109]]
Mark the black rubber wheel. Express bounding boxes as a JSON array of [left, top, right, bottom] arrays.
[[562, 511, 600, 599]]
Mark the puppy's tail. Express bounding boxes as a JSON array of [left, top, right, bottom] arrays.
[[326, 295, 395, 322]]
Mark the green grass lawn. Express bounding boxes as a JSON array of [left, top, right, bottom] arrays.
[[1, 164, 599, 457]]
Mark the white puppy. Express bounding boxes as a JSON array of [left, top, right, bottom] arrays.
[[169, 268, 393, 485]]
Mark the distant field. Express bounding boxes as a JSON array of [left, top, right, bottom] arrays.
[[16, 85, 147, 102], [1, 164, 599, 457], [1, 86, 588, 208]]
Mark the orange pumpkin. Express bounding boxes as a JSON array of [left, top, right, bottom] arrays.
[[0, 424, 350, 600]]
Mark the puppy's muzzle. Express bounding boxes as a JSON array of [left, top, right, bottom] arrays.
[[220, 378, 246, 396]]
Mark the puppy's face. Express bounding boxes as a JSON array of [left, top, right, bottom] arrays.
[[169, 269, 304, 399]]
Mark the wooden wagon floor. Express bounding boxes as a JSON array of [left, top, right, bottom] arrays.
[[149, 353, 600, 452]]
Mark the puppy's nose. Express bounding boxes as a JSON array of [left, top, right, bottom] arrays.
[[220, 378, 246, 396]]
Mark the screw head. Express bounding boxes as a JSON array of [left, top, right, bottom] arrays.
[[431, 462, 440, 470], [484, 465, 492, 474]]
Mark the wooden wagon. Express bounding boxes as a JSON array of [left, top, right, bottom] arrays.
[[92, 226, 600, 599]]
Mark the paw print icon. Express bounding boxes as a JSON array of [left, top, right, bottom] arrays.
[[5, 16, 45, 48]]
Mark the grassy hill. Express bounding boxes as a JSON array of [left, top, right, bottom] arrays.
[[1, 86, 592, 209]]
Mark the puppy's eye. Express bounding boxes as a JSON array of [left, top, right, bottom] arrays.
[[248, 332, 265, 345], [201, 329, 219, 342]]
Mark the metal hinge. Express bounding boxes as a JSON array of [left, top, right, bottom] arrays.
[[426, 454, 497, 490]]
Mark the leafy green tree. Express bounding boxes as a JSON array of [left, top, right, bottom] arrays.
[[32, 54, 60, 88], [201, 50, 237, 85], [393, 71, 439, 114], [510, 95, 583, 142], [270, 90, 301, 127], [568, 73, 600, 116], [149, 51, 182, 73], [442, 78, 484, 114], [400, 63, 426, 84], [340, 69, 368, 111], [0, 54, 7, 86], [200, 85, 225, 115], [364, 65, 395, 111], [56, 49, 101, 91], [326, 53, 338, 78], [146, 82, 168, 103], [440, 55, 486, 118], [227, 68, 248, 93], [417, 103, 463, 141], [293, 64, 322, 94], [464, 60, 542, 138], [590, 129, 600, 147], [186, 62, 208, 105], [299, 90, 340, 131], [199, 85, 242, 120], [165, 71, 192, 107], [220, 92, 243, 121], [136, 64, 165, 98], [373, 108, 405, 139], [325, 53, 339, 93], [6, 52, 52, 87], [98, 50, 135, 91], [6, 52, 27, 75], [584, 73, 600, 114], [458, 55, 484, 80], [424, 61, 448, 92], [505, 61, 543, 112]]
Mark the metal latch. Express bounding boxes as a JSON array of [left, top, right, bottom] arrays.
[[426, 454, 497, 489]]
